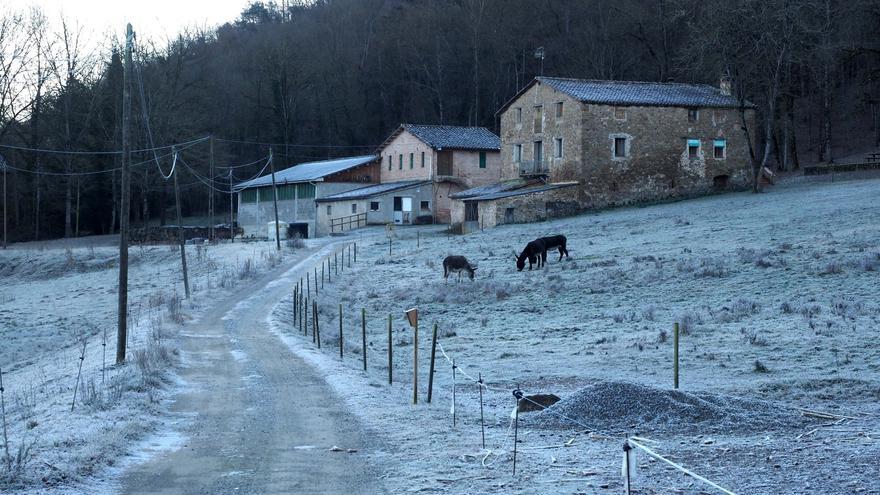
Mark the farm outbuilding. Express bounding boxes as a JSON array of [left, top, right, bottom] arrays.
[[314, 180, 432, 236], [234, 155, 379, 239], [450, 179, 579, 233]]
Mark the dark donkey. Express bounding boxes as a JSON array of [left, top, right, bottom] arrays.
[[539, 235, 569, 261], [514, 238, 547, 271], [443, 255, 477, 283], [514, 235, 569, 271]]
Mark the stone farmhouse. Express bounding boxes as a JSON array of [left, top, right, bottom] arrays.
[[451, 76, 755, 231], [376, 124, 501, 223], [234, 155, 378, 239]]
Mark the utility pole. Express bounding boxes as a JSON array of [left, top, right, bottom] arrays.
[[228, 169, 234, 242], [117, 23, 133, 364], [173, 148, 190, 298], [269, 148, 281, 251], [208, 135, 214, 240], [1, 154, 7, 249]]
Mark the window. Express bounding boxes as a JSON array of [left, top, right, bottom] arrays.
[[351, 203, 357, 214], [688, 109, 699, 123], [555, 101, 563, 120], [533, 141, 543, 164], [326, 205, 332, 215], [687, 139, 700, 159], [713, 139, 726, 159], [240, 189, 257, 203], [409, 153, 414, 169], [614, 107, 626, 120], [387, 155, 392, 170], [515, 107, 522, 124], [533, 105, 543, 133], [296, 183, 315, 199], [479, 151, 486, 168], [399, 154, 403, 170], [614, 137, 627, 158], [554, 138, 563, 158], [370, 201, 380, 211], [421, 151, 425, 168], [513, 144, 522, 163], [420, 200, 430, 211]]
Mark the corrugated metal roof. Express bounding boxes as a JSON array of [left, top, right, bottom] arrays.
[[538, 77, 746, 108], [316, 180, 430, 202], [234, 155, 377, 191]]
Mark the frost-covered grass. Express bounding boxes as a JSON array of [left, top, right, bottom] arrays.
[[0, 239, 306, 491], [271, 178, 880, 494]]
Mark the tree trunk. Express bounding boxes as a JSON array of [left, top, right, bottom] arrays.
[[64, 162, 73, 237]]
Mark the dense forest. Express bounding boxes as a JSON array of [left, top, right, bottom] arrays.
[[0, 0, 878, 241]]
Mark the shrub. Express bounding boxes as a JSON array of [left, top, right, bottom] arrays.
[[753, 360, 769, 373]]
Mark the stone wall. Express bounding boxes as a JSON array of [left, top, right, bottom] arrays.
[[499, 83, 585, 181], [579, 104, 754, 208], [498, 79, 756, 210]]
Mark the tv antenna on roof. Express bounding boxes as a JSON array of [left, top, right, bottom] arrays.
[[534, 46, 545, 76]]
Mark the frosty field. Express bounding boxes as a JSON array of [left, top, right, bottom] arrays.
[[269, 177, 880, 494], [1, 177, 878, 494]]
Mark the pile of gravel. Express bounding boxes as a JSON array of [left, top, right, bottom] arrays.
[[525, 381, 805, 434]]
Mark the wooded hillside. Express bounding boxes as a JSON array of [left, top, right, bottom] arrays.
[[0, 0, 878, 240]]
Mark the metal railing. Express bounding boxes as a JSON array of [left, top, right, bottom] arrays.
[[518, 159, 549, 176], [329, 212, 367, 234]]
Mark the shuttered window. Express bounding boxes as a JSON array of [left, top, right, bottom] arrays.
[[479, 152, 486, 168]]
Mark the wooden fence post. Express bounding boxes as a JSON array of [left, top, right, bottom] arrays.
[[321, 262, 325, 288], [674, 322, 680, 389], [354, 242, 357, 262], [427, 323, 438, 403], [387, 313, 393, 384], [361, 308, 367, 371], [413, 316, 418, 404], [338, 303, 344, 359], [389, 237, 392, 256], [478, 373, 485, 449], [314, 267, 319, 294], [314, 300, 321, 348], [307, 272, 310, 297], [293, 286, 297, 325]]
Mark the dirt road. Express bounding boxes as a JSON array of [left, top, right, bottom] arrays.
[[120, 244, 378, 494]]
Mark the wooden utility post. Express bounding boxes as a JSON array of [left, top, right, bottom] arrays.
[[173, 148, 190, 298], [269, 149, 281, 251], [208, 135, 214, 240], [116, 23, 133, 364], [1, 155, 7, 249], [228, 169, 234, 242]]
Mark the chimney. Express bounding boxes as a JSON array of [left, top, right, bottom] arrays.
[[719, 76, 732, 96]]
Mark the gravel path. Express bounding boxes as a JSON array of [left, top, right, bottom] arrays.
[[118, 243, 379, 494]]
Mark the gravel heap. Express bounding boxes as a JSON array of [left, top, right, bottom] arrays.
[[525, 381, 805, 434]]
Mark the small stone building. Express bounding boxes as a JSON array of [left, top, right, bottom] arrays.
[[234, 155, 379, 238], [450, 179, 579, 232], [451, 77, 756, 231], [314, 180, 432, 236], [377, 124, 502, 223]]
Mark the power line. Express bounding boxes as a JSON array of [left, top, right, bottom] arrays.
[[0, 136, 208, 156], [2, 139, 203, 177], [213, 136, 378, 149]]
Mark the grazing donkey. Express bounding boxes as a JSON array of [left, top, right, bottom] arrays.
[[514, 238, 547, 271], [443, 255, 477, 283], [539, 235, 569, 261]]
